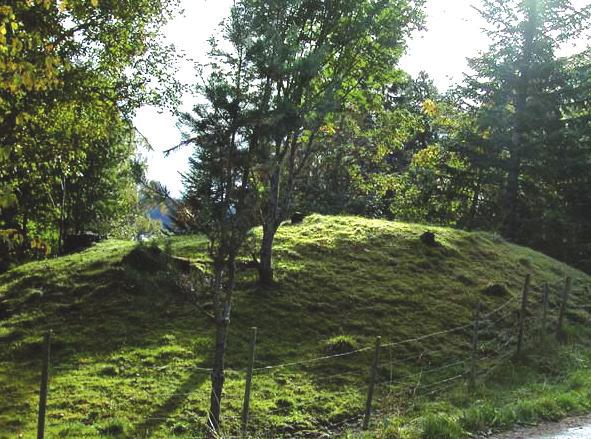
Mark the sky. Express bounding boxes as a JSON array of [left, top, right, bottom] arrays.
[[133, 0, 589, 197]]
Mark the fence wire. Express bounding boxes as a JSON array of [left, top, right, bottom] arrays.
[[35, 275, 589, 437]]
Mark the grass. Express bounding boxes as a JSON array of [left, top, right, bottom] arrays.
[[345, 343, 591, 439], [1, 214, 590, 438]]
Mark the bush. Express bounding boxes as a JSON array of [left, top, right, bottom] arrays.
[[323, 335, 358, 355], [122, 244, 167, 272], [379, 417, 421, 439], [159, 334, 177, 346], [461, 404, 497, 432]]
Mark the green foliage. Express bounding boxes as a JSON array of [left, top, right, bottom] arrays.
[[291, 2, 591, 274], [452, 0, 591, 268], [181, 0, 425, 284], [0, 0, 180, 260], [419, 413, 465, 439]]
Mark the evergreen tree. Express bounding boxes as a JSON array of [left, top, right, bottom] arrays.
[[462, 0, 591, 241], [179, 6, 258, 431]]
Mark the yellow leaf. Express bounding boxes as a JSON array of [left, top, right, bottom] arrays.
[[421, 99, 439, 118]]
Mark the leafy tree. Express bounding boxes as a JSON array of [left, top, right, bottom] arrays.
[[538, 51, 591, 270], [230, 0, 425, 284], [1, 0, 180, 254], [293, 72, 470, 223]]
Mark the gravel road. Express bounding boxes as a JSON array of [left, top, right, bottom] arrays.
[[483, 415, 591, 439]]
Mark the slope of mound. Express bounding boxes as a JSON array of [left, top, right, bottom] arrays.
[[1, 215, 590, 438]]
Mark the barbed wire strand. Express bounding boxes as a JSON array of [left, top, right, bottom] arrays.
[[377, 358, 469, 386], [253, 346, 373, 372]]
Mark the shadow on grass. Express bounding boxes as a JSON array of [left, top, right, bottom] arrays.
[[130, 367, 210, 438], [0, 245, 211, 436]]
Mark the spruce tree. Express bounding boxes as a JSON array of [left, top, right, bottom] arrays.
[[462, 0, 591, 242]]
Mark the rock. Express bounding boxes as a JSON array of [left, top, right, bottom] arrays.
[[291, 212, 306, 224], [63, 233, 105, 254], [483, 283, 509, 297], [420, 231, 438, 247]]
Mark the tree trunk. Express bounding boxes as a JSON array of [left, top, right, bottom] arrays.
[[208, 253, 236, 436], [465, 176, 481, 231], [258, 223, 278, 286], [22, 211, 29, 240], [503, 141, 521, 239], [208, 315, 229, 436], [57, 175, 67, 255], [503, 0, 536, 240], [259, 163, 282, 286]]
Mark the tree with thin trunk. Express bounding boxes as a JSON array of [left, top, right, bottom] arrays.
[[173, 1, 424, 285], [179, 5, 258, 434]]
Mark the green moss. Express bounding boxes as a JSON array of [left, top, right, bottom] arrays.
[[0, 215, 590, 438]]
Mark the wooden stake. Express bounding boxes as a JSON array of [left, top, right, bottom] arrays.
[[470, 301, 482, 389], [363, 336, 381, 430], [37, 330, 52, 439], [557, 277, 572, 342], [241, 327, 257, 437], [542, 282, 549, 336]]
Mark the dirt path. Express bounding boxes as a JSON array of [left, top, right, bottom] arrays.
[[482, 414, 591, 439]]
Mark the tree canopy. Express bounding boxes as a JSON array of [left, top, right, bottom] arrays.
[[0, 0, 180, 261]]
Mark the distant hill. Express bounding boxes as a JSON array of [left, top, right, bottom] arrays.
[[147, 199, 181, 232]]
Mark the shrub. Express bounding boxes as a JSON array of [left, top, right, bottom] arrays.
[[323, 335, 358, 355], [461, 404, 497, 432], [159, 334, 177, 346], [122, 244, 167, 272]]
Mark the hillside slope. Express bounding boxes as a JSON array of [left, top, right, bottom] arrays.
[[1, 215, 591, 438]]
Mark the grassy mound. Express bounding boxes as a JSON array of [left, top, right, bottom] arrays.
[[1, 215, 590, 438]]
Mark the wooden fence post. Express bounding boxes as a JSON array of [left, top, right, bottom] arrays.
[[37, 330, 52, 439], [470, 301, 482, 389], [516, 274, 531, 356], [557, 277, 572, 342], [241, 327, 257, 437], [363, 336, 381, 430], [542, 282, 549, 336]]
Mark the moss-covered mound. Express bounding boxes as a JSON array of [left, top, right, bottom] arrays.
[[1, 215, 590, 438]]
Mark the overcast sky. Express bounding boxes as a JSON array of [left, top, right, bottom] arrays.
[[134, 0, 590, 197]]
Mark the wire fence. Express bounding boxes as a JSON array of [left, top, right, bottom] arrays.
[[30, 275, 591, 438]]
